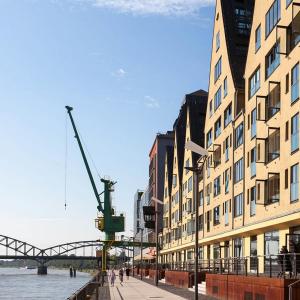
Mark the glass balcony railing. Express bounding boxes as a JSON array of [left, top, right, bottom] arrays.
[[251, 162, 256, 177], [291, 132, 299, 152], [251, 123, 256, 139], [291, 182, 299, 202], [266, 56, 280, 78], [250, 200, 256, 216], [292, 82, 299, 103]]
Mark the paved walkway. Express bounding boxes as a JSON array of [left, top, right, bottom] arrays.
[[108, 275, 185, 300]]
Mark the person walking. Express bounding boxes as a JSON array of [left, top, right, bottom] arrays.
[[119, 268, 124, 285], [125, 267, 130, 280], [110, 269, 116, 287]]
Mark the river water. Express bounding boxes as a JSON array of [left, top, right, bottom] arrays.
[[0, 267, 92, 299]]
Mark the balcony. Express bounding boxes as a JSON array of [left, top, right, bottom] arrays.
[[256, 173, 280, 205], [266, 128, 280, 163]]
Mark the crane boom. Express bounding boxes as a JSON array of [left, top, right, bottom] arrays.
[[65, 106, 104, 213]]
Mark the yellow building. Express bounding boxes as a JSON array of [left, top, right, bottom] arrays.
[[161, 0, 300, 276]]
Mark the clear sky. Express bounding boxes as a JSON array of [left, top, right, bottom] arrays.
[[0, 0, 214, 248]]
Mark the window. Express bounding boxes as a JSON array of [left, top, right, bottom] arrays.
[[265, 0, 281, 37], [199, 215, 204, 231], [214, 57, 222, 82], [250, 186, 256, 216], [224, 103, 232, 127], [213, 206, 220, 225], [250, 236, 257, 271], [206, 211, 211, 232], [214, 145, 221, 167], [214, 87, 222, 110], [291, 113, 299, 152], [185, 159, 190, 174], [292, 63, 299, 103], [235, 123, 244, 148], [209, 100, 213, 117], [266, 42, 280, 78], [264, 231, 279, 271], [255, 25, 261, 51], [188, 176, 193, 193], [267, 174, 280, 204], [249, 68, 260, 98], [251, 108, 257, 138], [214, 176, 221, 197], [224, 77, 228, 97], [234, 158, 244, 183], [214, 117, 222, 139], [267, 129, 280, 162], [250, 148, 256, 177], [172, 174, 177, 187], [268, 84, 280, 119], [234, 193, 243, 217], [216, 31, 220, 51], [199, 190, 204, 206], [224, 200, 229, 225], [207, 129, 213, 148], [291, 164, 299, 202], [225, 168, 230, 194], [225, 136, 230, 161], [206, 183, 211, 205], [234, 238, 243, 257]]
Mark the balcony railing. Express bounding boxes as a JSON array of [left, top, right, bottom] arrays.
[[156, 254, 300, 279]]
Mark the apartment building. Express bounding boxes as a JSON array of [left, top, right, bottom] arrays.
[[148, 131, 174, 242], [160, 0, 300, 275], [160, 90, 208, 263]]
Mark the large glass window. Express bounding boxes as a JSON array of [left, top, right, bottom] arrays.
[[266, 42, 280, 78], [234, 158, 244, 183], [224, 200, 229, 225], [291, 113, 299, 152], [249, 68, 260, 98], [255, 25, 261, 52], [292, 63, 299, 103], [250, 147, 256, 177], [214, 57, 222, 82], [250, 236, 257, 271], [214, 117, 222, 139], [264, 231, 279, 272], [213, 206, 220, 225], [214, 87, 222, 110], [214, 176, 221, 197], [291, 164, 299, 202], [224, 77, 228, 97], [225, 168, 230, 194], [225, 136, 230, 161], [235, 123, 244, 148], [209, 100, 213, 117], [224, 103, 232, 128], [268, 129, 280, 162], [234, 193, 243, 217], [207, 129, 212, 148], [267, 174, 280, 204], [251, 108, 257, 138], [250, 186, 256, 216], [216, 31, 220, 51], [265, 0, 281, 37], [234, 238, 243, 257]]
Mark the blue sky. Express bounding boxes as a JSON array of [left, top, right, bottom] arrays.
[[0, 0, 214, 248]]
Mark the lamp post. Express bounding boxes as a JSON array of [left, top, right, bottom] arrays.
[[151, 197, 164, 286], [185, 141, 208, 300]]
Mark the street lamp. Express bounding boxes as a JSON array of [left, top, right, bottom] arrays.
[[185, 141, 208, 300]]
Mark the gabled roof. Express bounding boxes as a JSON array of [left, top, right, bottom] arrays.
[[221, 0, 255, 89]]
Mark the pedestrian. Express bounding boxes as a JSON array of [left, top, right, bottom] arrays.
[[69, 266, 73, 278], [110, 269, 116, 287], [119, 268, 124, 285], [125, 267, 130, 280], [73, 267, 77, 277]]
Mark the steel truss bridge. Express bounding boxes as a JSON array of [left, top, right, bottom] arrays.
[[0, 234, 156, 263]]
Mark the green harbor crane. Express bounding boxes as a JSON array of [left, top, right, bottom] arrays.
[[65, 106, 125, 270]]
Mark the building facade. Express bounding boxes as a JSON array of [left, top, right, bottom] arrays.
[[160, 0, 300, 276], [160, 90, 208, 263]]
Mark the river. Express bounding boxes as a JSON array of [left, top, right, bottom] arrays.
[[0, 267, 92, 299]]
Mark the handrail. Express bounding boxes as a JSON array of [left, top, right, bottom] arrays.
[[289, 279, 300, 300]]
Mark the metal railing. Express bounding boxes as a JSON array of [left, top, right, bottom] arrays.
[[155, 254, 300, 279]]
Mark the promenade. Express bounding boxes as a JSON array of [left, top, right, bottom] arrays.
[[108, 275, 185, 300]]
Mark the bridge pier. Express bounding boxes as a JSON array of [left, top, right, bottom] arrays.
[[37, 266, 47, 275]]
